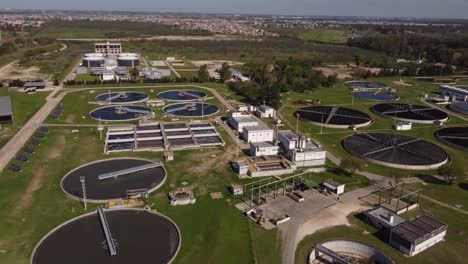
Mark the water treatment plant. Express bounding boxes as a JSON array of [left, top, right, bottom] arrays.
[[60, 158, 167, 202], [31, 208, 180, 264], [371, 103, 449, 124], [95, 91, 149, 104], [294, 106, 372, 128], [158, 90, 207, 101], [89, 105, 153, 121], [342, 132, 449, 169], [0, 14, 467, 264], [162, 103, 219, 117]]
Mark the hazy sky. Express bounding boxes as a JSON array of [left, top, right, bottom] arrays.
[[2, 0, 468, 19]]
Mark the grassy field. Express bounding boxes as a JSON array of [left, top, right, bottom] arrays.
[[35, 20, 211, 39], [279, 76, 468, 177], [0, 89, 49, 147], [0, 120, 285, 263], [298, 29, 347, 44], [295, 198, 468, 264]]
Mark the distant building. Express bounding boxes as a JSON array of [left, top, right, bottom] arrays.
[[95, 42, 122, 54], [0, 96, 13, 124], [439, 85, 468, 101], [230, 184, 243, 195], [278, 130, 326, 167], [229, 68, 249, 82], [323, 179, 345, 195], [24, 81, 46, 90], [227, 111, 258, 132], [233, 159, 249, 175], [393, 122, 412, 131], [250, 142, 279, 157], [102, 72, 115, 81], [243, 125, 274, 143], [255, 105, 276, 118]]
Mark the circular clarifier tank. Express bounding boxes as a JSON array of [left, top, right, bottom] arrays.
[[294, 106, 372, 128], [449, 101, 468, 115], [89, 105, 152, 121], [342, 132, 449, 170], [162, 103, 219, 117], [95, 91, 149, 104], [61, 158, 167, 202], [435, 126, 468, 152], [31, 209, 180, 264], [158, 90, 207, 101], [346, 80, 387, 89], [371, 103, 448, 124], [351, 90, 400, 101]]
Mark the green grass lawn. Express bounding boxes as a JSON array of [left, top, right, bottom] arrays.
[[405, 180, 468, 210], [299, 29, 347, 44], [0, 123, 283, 263], [74, 73, 99, 82], [0, 89, 48, 147], [295, 198, 468, 264]]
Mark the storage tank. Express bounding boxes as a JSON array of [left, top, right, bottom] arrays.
[[117, 55, 140, 67], [82, 57, 105, 68]]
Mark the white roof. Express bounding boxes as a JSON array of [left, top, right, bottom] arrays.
[[0, 96, 13, 116], [244, 125, 272, 132]]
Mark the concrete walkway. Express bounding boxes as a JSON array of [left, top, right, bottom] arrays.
[[165, 61, 181, 78]]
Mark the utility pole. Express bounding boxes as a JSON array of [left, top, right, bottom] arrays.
[[296, 113, 300, 134], [80, 176, 87, 210]]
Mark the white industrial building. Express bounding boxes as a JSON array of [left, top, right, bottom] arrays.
[[250, 142, 279, 157], [102, 72, 116, 81], [323, 179, 345, 195], [95, 42, 122, 54], [255, 105, 276, 118], [278, 130, 326, 167], [439, 85, 468, 101], [393, 122, 412, 131], [243, 125, 274, 143], [227, 111, 259, 132], [364, 207, 447, 257]]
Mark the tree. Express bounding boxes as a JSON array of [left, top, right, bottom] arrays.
[[219, 62, 231, 81], [197, 64, 209, 83], [438, 165, 463, 185], [129, 68, 139, 80], [354, 55, 361, 67], [53, 79, 59, 86], [386, 172, 403, 191], [340, 158, 364, 175]]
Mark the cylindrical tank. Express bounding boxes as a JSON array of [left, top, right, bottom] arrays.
[[82, 57, 105, 68], [117, 56, 140, 67]]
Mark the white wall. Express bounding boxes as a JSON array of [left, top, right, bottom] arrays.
[[244, 130, 274, 143]]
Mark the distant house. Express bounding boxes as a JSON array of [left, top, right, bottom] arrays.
[[0, 96, 13, 124], [24, 81, 46, 90], [229, 68, 249, 82]]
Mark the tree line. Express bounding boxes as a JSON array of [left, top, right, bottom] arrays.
[[228, 58, 337, 109]]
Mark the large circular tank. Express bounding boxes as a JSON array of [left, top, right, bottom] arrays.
[[117, 53, 140, 67], [82, 57, 105, 68], [342, 132, 449, 170], [117, 56, 140, 67], [31, 209, 180, 264]]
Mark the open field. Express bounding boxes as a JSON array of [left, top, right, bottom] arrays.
[[0, 89, 49, 147], [295, 198, 468, 264], [35, 20, 212, 39], [298, 29, 347, 44]]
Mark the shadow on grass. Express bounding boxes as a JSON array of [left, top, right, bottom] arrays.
[[458, 183, 468, 191], [353, 212, 390, 243], [415, 174, 449, 185]]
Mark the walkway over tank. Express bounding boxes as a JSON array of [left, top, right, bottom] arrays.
[[98, 162, 163, 180]]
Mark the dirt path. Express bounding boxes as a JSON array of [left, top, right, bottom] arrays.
[[281, 187, 376, 264]]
